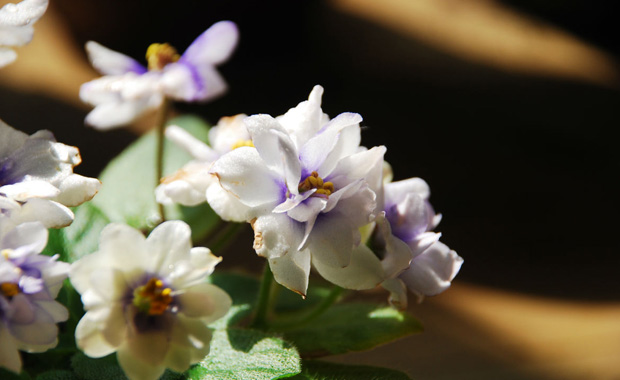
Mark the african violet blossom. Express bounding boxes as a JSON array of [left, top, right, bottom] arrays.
[[156, 114, 253, 220], [80, 21, 239, 129], [210, 86, 411, 296], [0, 217, 69, 373], [379, 178, 463, 308], [0, 120, 101, 228], [69, 221, 231, 380], [0, 0, 48, 67]]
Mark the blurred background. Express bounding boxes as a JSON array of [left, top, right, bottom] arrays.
[[1, 0, 619, 379]]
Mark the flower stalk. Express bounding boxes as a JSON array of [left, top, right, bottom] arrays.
[[251, 264, 275, 330], [156, 99, 171, 223]]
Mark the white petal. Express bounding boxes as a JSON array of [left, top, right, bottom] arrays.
[[374, 214, 412, 278], [97, 223, 148, 272], [210, 147, 282, 208], [0, 46, 17, 67], [181, 21, 239, 66], [145, 220, 192, 275], [0, 120, 28, 156], [0, 24, 33, 46], [245, 114, 301, 193], [84, 98, 158, 130], [385, 177, 431, 204], [306, 214, 354, 268], [75, 314, 119, 357], [165, 125, 217, 161], [117, 345, 166, 380], [0, 180, 60, 201], [205, 183, 254, 222], [157, 161, 215, 206], [53, 174, 101, 207], [85, 41, 146, 75], [381, 278, 408, 310], [208, 114, 250, 155], [329, 146, 387, 190], [276, 85, 326, 148], [0, 0, 48, 26], [312, 244, 385, 290], [11, 199, 74, 228], [177, 283, 231, 323], [0, 220, 47, 254], [251, 213, 304, 259], [400, 242, 463, 297], [269, 248, 311, 297], [0, 324, 22, 374]]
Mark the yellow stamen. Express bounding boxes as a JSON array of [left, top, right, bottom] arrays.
[[133, 278, 174, 315], [146, 43, 180, 71], [299, 171, 335, 197], [0, 283, 19, 298], [1, 249, 11, 259], [231, 139, 254, 150]]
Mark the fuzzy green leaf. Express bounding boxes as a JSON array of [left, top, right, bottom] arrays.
[[183, 328, 301, 380], [290, 360, 412, 380], [35, 370, 79, 380], [283, 303, 423, 357]]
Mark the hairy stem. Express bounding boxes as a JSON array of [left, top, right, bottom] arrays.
[[155, 99, 171, 222]]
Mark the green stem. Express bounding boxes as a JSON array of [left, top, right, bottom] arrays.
[[251, 264, 275, 330], [270, 285, 344, 331], [156, 99, 171, 223]]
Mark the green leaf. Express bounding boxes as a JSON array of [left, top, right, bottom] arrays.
[[290, 360, 412, 380], [35, 370, 79, 380], [91, 114, 218, 242], [0, 368, 31, 380], [183, 328, 301, 380], [282, 303, 423, 357]]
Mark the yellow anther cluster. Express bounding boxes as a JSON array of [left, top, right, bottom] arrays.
[[231, 139, 254, 150], [299, 171, 335, 197], [0, 282, 19, 298], [146, 43, 180, 71], [133, 278, 173, 315]]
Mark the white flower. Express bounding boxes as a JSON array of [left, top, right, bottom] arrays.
[[0, 0, 48, 68], [69, 221, 231, 380], [80, 21, 239, 129], [156, 114, 253, 220], [210, 85, 410, 296], [0, 217, 69, 373], [0, 120, 101, 228], [378, 178, 463, 308]]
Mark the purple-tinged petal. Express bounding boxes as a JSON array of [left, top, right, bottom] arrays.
[[1, 221, 47, 255], [180, 21, 239, 66], [85, 41, 147, 76], [244, 115, 301, 194], [328, 146, 387, 191], [384, 177, 431, 206], [400, 241, 463, 299]]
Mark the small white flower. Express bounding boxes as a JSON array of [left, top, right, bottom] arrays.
[[0, 0, 48, 68], [210, 86, 410, 296], [80, 21, 239, 129], [0, 217, 69, 374], [379, 178, 463, 308], [0, 120, 101, 228], [156, 114, 253, 220], [69, 221, 231, 380]]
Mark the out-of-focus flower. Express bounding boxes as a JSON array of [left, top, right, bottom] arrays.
[[210, 85, 410, 296], [0, 217, 69, 373], [80, 21, 239, 129], [0, 0, 48, 68], [0, 120, 101, 228], [156, 114, 253, 220], [69, 221, 231, 380], [379, 178, 463, 308]]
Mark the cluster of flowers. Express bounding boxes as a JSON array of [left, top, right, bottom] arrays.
[[1, 0, 463, 378]]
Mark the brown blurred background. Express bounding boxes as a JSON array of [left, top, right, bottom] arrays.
[[1, 0, 619, 379]]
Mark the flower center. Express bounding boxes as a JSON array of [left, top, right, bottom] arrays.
[[298, 171, 335, 197], [146, 43, 180, 71], [0, 282, 19, 298], [231, 139, 254, 150], [1, 249, 11, 259], [133, 278, 173, 315]]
